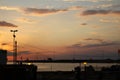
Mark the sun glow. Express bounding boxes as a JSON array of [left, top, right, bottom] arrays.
[[1, 45, 12, 51]]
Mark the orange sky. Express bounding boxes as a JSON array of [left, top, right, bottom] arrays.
[[0, 0, 120, 60]]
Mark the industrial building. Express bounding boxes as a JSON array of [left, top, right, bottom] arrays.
[[0, 49, 7, 65], [0, 49, 37, 80]]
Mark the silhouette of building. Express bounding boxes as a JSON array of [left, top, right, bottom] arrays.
[[0, 49, 7, 65], [0, 64, 37, 80]]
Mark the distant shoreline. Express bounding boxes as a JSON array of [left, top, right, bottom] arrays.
[[16, 59, 120, 63]]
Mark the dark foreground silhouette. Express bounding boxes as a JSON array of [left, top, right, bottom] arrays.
[[0, 64, 37, 80], [0, 64, 120, 80], [37, 65, 120, 80]]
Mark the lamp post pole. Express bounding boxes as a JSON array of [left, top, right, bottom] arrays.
[[10, 30, 18, 64]]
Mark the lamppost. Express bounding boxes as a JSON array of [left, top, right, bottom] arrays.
[[83, 62, 87, 71], [10, 30, 18, 64], [83, 62, 87, 80]]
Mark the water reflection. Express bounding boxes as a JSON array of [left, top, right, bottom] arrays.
[[7, 62, 117, 71]]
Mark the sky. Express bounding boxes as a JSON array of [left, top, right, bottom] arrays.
[[0, 0, 120, 60]]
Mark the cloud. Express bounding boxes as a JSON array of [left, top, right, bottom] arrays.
[[63, 0, 112, 2], [78, 0, 100, 2], [0, 6, 82, 16], [84, 38, 104, 43], [68, 6, 82, 10], [68, 38, 120, 48], [68, 43, 83, 48], [0, 6, 68, 16], [0, 21, 18, 27], [0, 6, 20, 11], [89, 32, 98, 35], [100, 19, 120, 23], [15, 17, 36, 23], [81, 23, 87, 25], [69, 41, 120, 48], [21, 8, 68, 16], [112, 4, 120, 8], [81, 10, 120, 16], [19, 51, 32, 55], [97, 4, 112, 8], [84, 41, 120, 48], [92, 4, 112, 9], [1, 43, 9, 45], [63, 0, 75, 2]]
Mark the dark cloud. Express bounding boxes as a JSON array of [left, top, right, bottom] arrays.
[[1, 43, 9, 45], [22, 8, 68, 16], [81, 10, 120, 16], [83, 42, 120, 48], [0, 21, 18, 27], [0, 6, 82, 16], [84, 38, 104, 43], [7, 51, 31, 56], [68, 43, 82, 48], [113, 10, 120, 14], [111, 4, 120, 8], [68, 38, 120, 48], [19, 51, 32, 55], [69, 42, 118, 48], [81, 23, 87, 25]]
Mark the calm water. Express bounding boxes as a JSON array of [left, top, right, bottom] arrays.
[[35, 63, 117, 71], [8, 62, 117, 71]]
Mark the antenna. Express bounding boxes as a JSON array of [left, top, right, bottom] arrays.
[[10, 30, 18, 64]]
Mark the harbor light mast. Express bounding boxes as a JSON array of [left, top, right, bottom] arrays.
[[10, 30, 18, 64]]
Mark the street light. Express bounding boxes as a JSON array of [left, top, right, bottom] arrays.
[[83, 62, 87, 65], [83, 62, 87, 71], [10, 30, 18, 64]]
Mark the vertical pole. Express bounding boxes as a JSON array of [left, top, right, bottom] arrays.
[[15, 41, 17, 64], [10, 30, 18, 64], [13, 32, 15, 64], [118, 49, 120, 60], [13, 31, 16, 64]]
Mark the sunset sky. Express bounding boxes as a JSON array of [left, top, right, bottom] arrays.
[[0, 0, 120, 60]]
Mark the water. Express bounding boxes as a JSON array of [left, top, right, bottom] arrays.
[[24, 62, 117, 71], [7, 62, 117, 71]]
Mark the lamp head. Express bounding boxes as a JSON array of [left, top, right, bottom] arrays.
[[10, 30, 18, 32], [10, 30, 13, 32]]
